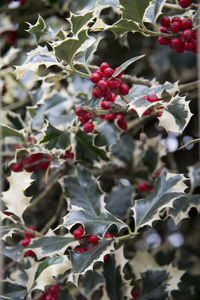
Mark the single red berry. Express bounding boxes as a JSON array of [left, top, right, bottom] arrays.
[[113, 67, 124, 78], [103, 67, 114, 78], [184, 40, 194, 51], [27, 136, 33, 143], [90, 72, 102, 83], [22, 237, 31, 247], [170, 37, 182, 50], [158, 36, 169, 45], [11, 163, 22, 172], [25, 232, 34, 238], [39, 155, 52, 170], [49, 285, 60, 296], [178, 0, 191, 8], [175, 44, 185, 53], [156, 170, 162, 176], [79, 115, 90, 123], [64, 149, 74, 160], [104, 254, 108, 261], [101, 100, 111, 110], [25, 250, 35, 257], [143, 108, 152, 116], [160, 27, 168, 33], [30, 153, 42, 161], [105, 233, 113, 239], [76, 225, 84, 235], [137, 182, 148, 192], [15, 144, 21, 149], [4, 211, 13, 216], [182, 29, 193, 41], [104, 92, 113, 101], [131, 290, 139, 299], [75, 107, 86, 116], [131, 108, 137, 114], [181, 18, 192, 30], [97, 79, 109, 91], [147, 94, 158, 103], [170, 21, 181, 33], [73, 229, 83, 240], [92, 87, 102, 98], [74, 247, 85, 253], [23, 157, 36, 173], [89, 235, 99, 244], [160, 16, 170, 28], [110, 92, 117, 102], [119, 83, 129, 95], [117, 119, 127, 130], [172, 17, 181, 24], [116, 113, 124, 122], [7, 31, 17, 45], [84, 121, 94, 133], [100, 62, 110, 72], [108, 78, 122, 90], [157, 111, 163, 117], [104, 113, 115, 122]]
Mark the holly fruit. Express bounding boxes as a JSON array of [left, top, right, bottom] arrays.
[[89, 235, 99, 244], [22, 237, 31, 247], [137, 182, 148, 192], [178, 0, 191, 8], [84, 121, 94, 133]]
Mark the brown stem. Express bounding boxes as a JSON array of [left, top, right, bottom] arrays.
[[179, 80, 200, 93]]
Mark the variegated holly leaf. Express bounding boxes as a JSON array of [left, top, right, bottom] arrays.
[[128, 96, 163, 118], [70, 239, 115, 276], [2, 171, 34, 222], [40, 123, 71, 150], [97, 0, 119, 6], [0, 124, 26, 141], [1, 281, 27, 300], [111, 133, 134, 166], [119, 0, 151, 25], [95, 122, 118, 147], [26, 235, 78, 259], [188, 163, 200, 191], [105, 186, 134, 218], [158, 95, 193, 133], [113, 55, 145, 77], [144, 0, 166, 25], [62, 168, 128, 237], [108, 18, 140, 35], [68, 11, 94, 35], [80, 270, 103, 298], [75, 130, 109, 164], [133, 170, 187, 231], [168, 195, 200, 225], [1, 244, 23, 262], [54, 30, 89, 64], [15, 46, 62, 80], [0, 224, 21, 241], [0, 48, 20, 69], [26, 15, 47, 42], [26, 256, 71, 293]]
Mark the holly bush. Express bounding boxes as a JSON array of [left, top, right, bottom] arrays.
[[0, 0, 200, 299]]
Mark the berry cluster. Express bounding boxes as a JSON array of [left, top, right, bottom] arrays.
[[72, 225, 113, 259], [158, 16, 197, 54], [38, 285, 60, 300], [75, 62, 130, 133], [21, 227, 36, 256], [178, 0, 191, 8], [11, 153, 53, 173]]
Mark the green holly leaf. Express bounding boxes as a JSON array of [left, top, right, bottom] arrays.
[[75, 130, 109, 164], [80, 270, 103, 296], [108, 18, 140, 35], [1, 244, 23, 262], [133, 170, 187, 231], [40, 123, 71, 150], [188, 163, 200, 191], [113, 54, 144, 77], [0, 124, 25, 141], [119, 0, 151, 25], [69, 11, 94, 35], [144, 0, 166, 25], [26, 15, 46, 42], [158, 95, 193, 133], [54, 30, 89, 64], [1, 281, 27, 300], [62, 168, 128, 237], [105, 186, 135, 218], [95, 122, 118, 147], [111, 133, 134, 166], [70, 239, 114, 275]]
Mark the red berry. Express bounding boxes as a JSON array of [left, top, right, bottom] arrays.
[[178, 0, 191, 8], [25, 250, 35, 257], [117, 119, 127, 130], [104, 113, 115, 122], [15, 144, 21, 149], [74, 247, 85, 253], [104, 254, 108, 261], [22, 237, 31, 247], [103, 92, 113, 101], [27, 136, 33, 143], [73, 228, 83, 240], [108, 78, 122, 90], [119, 83, 129, 95], [160, 27, 168, 33], [172, 17, 181, 24], [143, 108, 152, 115], [182, 29, 193, 41], [84, 121, 94, 133], [110, 92, 117, 102], [90, 72, 102, 83], [160, 16, 170, 28], [170, 21, 181, 33], [23, 157, 36, 172], [49, 285, 60, 296], [156, 170, 162, 176], [158, 36, 169, 45], [100, 62, 110, 72], [103, 67, 114, 78], [30, 153, 42, 161], [131, 290, 139, 299], [113, 67, 124, 78], [137, 182, 148, 192], [76, 225, 84, 235], [92, 87, 102, 98], [64, 149, 74, 160], [181, 18, 192, 30], [89, 235, 99, 244], [79, 114, 90, 123], [131, 108, 137, 114], [105, 233, 113, 239], [39, 155, 52, 170], [97, 79, 109, 90], [75, 107, 85, 116], [7, 31, 17, 45], [175, 44, 184, 53], [170, 37, 182, 50], [184, 40, 194, 51], [116, 113, 124, 122], [101, 100, 111, 110], [157, 111, 163, 117], [101, 87, 111, 96], [147, 94, 158, 103], [4, 211, 13, 216], [11, 163, 22, 172]]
